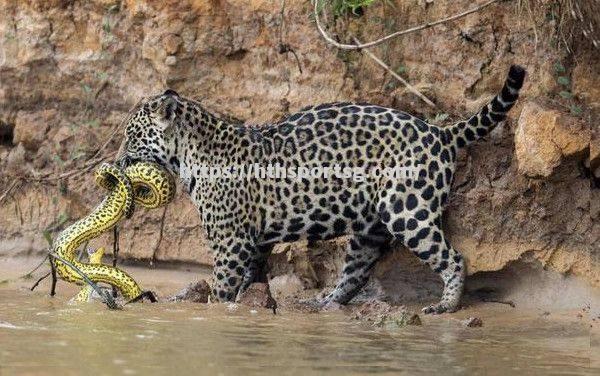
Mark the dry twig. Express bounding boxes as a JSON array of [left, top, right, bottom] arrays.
[[111, 226, 120, 298], [278, 0, 303, 74], [48, 250, 120, 309], [0, 179, 19, 205], [21, 255, 49, 279], [352, 36, 437, 108], [150, 206, 168, 266], [482, 298, 516, 307], [314, 0, 504, 50], [30, 271, 51, 291], [49, 254, 57, 296]]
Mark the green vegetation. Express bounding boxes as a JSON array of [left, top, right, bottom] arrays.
[[317, 0, 383, 17], [553, 62, 583, 116]]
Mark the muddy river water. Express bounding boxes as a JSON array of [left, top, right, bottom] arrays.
[[0, 259, 597, 375]]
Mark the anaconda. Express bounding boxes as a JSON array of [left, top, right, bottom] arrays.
[[53, 162, 175, 302], [73, 246, 106, 303]]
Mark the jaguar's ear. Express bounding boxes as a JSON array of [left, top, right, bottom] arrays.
[[151, 93, 179, 132], [163, 89, 179, 97]]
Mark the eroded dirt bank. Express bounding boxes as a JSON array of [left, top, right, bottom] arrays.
[[0, 0, 598, 294]]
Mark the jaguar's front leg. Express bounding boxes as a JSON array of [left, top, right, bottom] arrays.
[[210, 236, 261, 302]]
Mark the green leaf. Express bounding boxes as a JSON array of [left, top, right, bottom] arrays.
[[330, 0, 377, 16], [557, 76, 570, 86], [56, 212, 69, 226], [570, 105, 583, 116], [316, 0, 327, 14], [554, 62, 566, 73], [102, 20, 111, 33], [384, 81, 396, 90], [395, 65, 407, 74], [86, 119, 100, 128], [559, 90, 573, 99], [52, 155, 65, 166]]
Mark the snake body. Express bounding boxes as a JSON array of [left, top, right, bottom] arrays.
[[54, 162, 175, 301], [73, 246, 106, 302]]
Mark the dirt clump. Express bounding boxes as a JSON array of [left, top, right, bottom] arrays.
[[237, 282, 277, 311], [168, 280, 211, 303], [351, 300, 422, 328], [461, 317, 484, 328]]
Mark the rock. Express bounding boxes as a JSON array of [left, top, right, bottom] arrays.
[[237, 282, 277, 310], [352, 300, 421, 328], [269, 274, 304, 298], [352, 300, 393, 319], [33, 144, 52, 170], [6, 143, 26, 173], [572, 63, 600, 108], [376, 311, 422, 328], [12, 110, 55, 151], [165, 55, 177, 66], [461, 317, 483, 327], [51, 122, 99, 160], [162, 34, 182, 55], [52, 125, 74, 150], [168, 280, 210, 303], [515, 102, 589, 177], [268, 239, 346, 290]]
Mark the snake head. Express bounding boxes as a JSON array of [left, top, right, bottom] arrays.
[[88, 247, 105, 264]]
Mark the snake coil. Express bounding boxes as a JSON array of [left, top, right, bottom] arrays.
[[53, 162, 175, 301]]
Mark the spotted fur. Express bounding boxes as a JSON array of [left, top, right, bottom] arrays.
[[118, 65, 526, 313]]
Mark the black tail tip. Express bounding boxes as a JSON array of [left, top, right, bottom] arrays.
[[508, 65, 526, 89]]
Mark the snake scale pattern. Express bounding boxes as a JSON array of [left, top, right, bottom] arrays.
[[53, 161, 175, 301]]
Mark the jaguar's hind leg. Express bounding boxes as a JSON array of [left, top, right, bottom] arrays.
[[410, 226, 465, 314], [379, 187, 465, 314], [320, 234, 387, 306], [385, 216, 464, 313]]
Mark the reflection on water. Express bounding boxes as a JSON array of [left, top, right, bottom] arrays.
[[0, 288, 595, 375]]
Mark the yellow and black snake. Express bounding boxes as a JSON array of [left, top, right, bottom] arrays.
[[53, 162, 175, 302]]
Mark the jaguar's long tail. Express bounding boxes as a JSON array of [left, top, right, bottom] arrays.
[[450, 65, 526, 148]]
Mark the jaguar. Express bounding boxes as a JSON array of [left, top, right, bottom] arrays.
[[117, 65, 525, 313]]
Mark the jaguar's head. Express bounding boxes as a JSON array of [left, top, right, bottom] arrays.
[[117, 89, 181, 171]]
